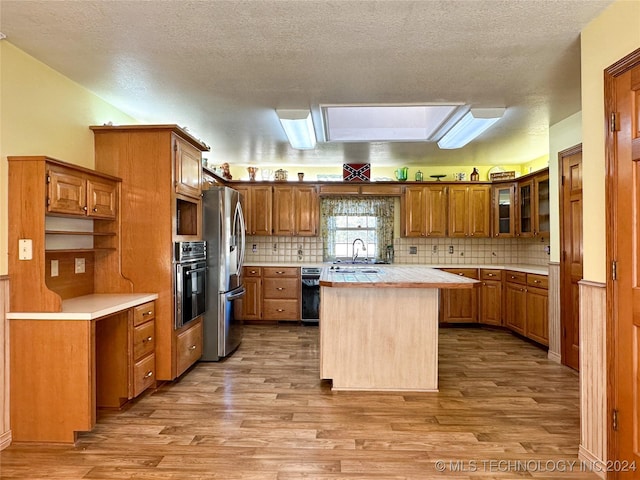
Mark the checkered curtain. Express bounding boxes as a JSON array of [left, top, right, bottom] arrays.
[[320, 196, 394, 261]]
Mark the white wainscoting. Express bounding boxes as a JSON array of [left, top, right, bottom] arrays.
[[578, 280, 606, 479], [547, 262, 561, 363]]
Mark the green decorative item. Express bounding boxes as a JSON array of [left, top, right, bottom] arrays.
[[415, 170, 423, 181], [394, 167, 408, 181]]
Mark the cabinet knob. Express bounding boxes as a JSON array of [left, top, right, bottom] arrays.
[[189, 345, 197, 350], [511, 275, 516, 279], [93, 207, 98, 212], [277, 308, 284, 312], [495, 233, 499, 237], [250, 270, 257, 274], [458, 273, 464, 276], [470, 233, 474, 236], [276, 287, 285, 291], [144, 336, 153, 342], [143, 311, 153, 316], [533, 280, 540, 284], [488, 273, 495, 277], [144, 370, 153, 378], [82, 206, 88, 211], [276, 271, 285, 274]]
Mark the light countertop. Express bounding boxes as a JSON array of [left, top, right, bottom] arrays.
[[7, 293, 158, 320], [320, 265, 481, 288]]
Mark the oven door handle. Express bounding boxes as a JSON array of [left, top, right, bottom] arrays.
[[226, 287, 246, 301], [185, 266, 207, 276]]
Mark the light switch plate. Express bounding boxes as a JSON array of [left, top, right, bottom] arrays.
[[18, 239, 33, 260], [51, 259, 59, 277], [75, 257, 86, 274]]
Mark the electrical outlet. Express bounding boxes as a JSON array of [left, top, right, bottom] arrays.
[[273, 243, 278, 252], [544, 245, 551, 255], [252, 244, 257, 253], [432, 245, 438, 254], [448, 245, 454, 254], [51, 259, 59, 277], [75, 257, 86, 274], [18, 239, 33, 260], [409, 246, 417, 255]]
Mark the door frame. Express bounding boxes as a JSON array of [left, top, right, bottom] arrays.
[[558, 144, 582, 370], [605, 47, 640, 472]]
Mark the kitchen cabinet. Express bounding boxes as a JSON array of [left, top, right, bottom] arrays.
[[262, 267, 301, 320], [517, 179, 534, 237], [479, 269, 503, 326], [516, 170, 550, 237], [235, 185, 273, 236], [439, 268, 479, 323], [240, 267, 262, 320], [176, 319, 203, 377], [448, 185, 491, 238], [534, 173, 550, 236], [273, 186, 318, 236], [504, 270, 549, 345], [319, 184, 402, 196], [92, 124, 209, 381], [491, 183, 516, 237], [401, 185, 448, 237]]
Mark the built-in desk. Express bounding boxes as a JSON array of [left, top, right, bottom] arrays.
[[319, 266, 478, 392], [7, 293, 158, 443]]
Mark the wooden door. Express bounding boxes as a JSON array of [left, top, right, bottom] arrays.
[[86, 178, 117, 219], [174, 138, 202, 199], [526, 286, 549, 346], [480, 280, 502, 326], [251, 186, 273, 236], [272, 186, 295, 236], [425, 185, 448, 237], [47, 167, 86, 215], [294, 186, 318, 236], [448, 186, 468, 237], [439, 268, 478, 323], [534, 173, 550, 236], [241, 276, 262, 321], [492, 183, 516, 237], [504, 282, 526, 335], [606, 50, 640, 479], [560, 146, 582, 370], [402, 186, 426, 237], [517, 180, 534, 237], [468, 185, 490, 237]]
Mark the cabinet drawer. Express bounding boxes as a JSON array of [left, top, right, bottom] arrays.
[[505, 270, 527, 285], [360, 185, 402, 195], [263, 278, 299, 299], [527, 274, 548, 289], [480, 269, 503, 281], [176, 321, 203, 376], [133, 320, 155, 360], [244, 267, 262, 277], [133, 353, 155, 397], [318, 184, 360, 196], [263, 267, 299, 278], [442, 268, 479, 279], [133, 301, 156, 326], [263, 299, 299, 320]]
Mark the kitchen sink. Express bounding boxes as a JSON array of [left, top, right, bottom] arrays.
[[331, 267, 381, 274]]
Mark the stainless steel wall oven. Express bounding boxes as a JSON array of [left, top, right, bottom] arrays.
[[175, 241, 207, 329]]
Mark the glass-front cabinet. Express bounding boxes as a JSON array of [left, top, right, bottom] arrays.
[[516, 170, 550, 238], [534, 173, 550, 236], [517, 179, 534, 237], [492, 183, 516, 237]]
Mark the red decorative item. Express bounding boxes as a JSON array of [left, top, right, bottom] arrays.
[[342, 163, 371, 182]]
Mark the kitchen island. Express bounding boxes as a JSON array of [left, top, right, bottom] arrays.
[[319, 266, 479, 392]]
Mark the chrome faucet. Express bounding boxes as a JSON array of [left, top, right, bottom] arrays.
[[352, 238, 367, 263]]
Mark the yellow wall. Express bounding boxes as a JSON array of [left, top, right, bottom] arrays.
[[581, 0, 640, 282], [548, 111, 582, 264], [0, 42, 138, 275]]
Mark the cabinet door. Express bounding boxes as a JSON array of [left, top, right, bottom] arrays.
[[534, 173, 550, 236], [480, 280, 502, 326], [241, 276, 262, 320], [87, 178, 117, 219], [176, 320, 203, 377], [48, 168, 86, 215], [517, 180, 534, 237], [448, 186, 469, 237], [425, 185, 448, 237], [526, 286, 549, 345], [468, 185, 490, 237], [174, 138, 202, 199], [439, 269, 478, 323], [294, 186, 318, 236], [505, 282, 527, 335], [401, 186, 426, 237], [272, 186, 296, 235], [251, 186, 273, 236], [492, 183, 516, 237]]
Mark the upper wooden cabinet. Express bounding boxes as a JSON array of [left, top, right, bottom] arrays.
[[534, 173, 550, 236], [448, 185, 491, 238], [273, 185, 318, 236], [174, 138, 203, 199], [401, 185, 448, 237], [47, 164, 117, 219], [491, 183, 516, 237], [235, 185, 273, 236], [516, 170, 550, 237]]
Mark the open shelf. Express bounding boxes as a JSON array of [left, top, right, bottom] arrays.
[[45, 248, 117, 253], [45, 230, 116, 236]]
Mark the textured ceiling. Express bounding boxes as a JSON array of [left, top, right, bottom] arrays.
[[0, 0, 613, 167]]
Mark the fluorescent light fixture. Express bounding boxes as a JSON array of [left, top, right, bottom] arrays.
[[437, 108, 505, 149], [322, 104, 463, 142], [276, 109, 316, 149]]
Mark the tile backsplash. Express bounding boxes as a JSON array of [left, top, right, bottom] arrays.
[[245, 235, 550, 266]]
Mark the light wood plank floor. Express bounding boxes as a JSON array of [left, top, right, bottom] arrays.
[[1, 325, 600, 479]]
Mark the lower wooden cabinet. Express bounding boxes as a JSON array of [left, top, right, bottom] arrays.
[[439, 268, 479, 323], [131, 301, 156, 397], [479, 269, 503, 326], [504, 280, 527, 335], [504, 271, 549, 346], [239, 266, 301, 321], [176, 319, 203, 377]]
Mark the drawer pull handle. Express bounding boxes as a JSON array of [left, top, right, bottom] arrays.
[[277, 308, 284, 312], [511, 275, 516, 279], [487, 273, 495, 277], [276, 287, 285, 291], [250, 270, 257, 274], [533, 280, 540, 283], [143, 310, 153, 316], [189, 345, 197, 351], [144, 370, 153, 378], [276, 271, 285, 274]]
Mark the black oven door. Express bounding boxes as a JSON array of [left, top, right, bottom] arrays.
[[176, 260, 207, 329]]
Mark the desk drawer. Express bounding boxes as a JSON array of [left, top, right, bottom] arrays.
[[133, 320, 155, 360], [263, 278, 299, 299], [263, 267, 299, 278], [480, 269, 502, 281], [263, 299, 299, 320], [527, 274, 548, 289], [133, 353, 155, 397], [133, 301, 155, 326], [244, 267, 262, 277], [505, 270, 527, 285]]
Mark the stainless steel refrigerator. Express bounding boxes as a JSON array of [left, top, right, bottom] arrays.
[[201, 186, 246, 361]]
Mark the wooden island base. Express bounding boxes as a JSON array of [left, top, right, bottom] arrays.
[[320, 287, 439, 392]]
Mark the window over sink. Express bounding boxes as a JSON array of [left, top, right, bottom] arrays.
[[321, 197, 394, 263]]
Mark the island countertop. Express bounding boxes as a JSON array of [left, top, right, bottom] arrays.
[[320, 265, 481, 288]]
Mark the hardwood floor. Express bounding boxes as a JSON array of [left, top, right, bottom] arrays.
[[0, 325, 600, 479]]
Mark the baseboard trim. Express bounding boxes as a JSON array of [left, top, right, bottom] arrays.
[[0, 430, 12, 451], [579, 445, 606, 479], [547, 351, 561, 364]]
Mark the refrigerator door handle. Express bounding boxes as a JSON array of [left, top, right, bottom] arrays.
[[226, 287, 246, 301], [235, 201, 246, 271]]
